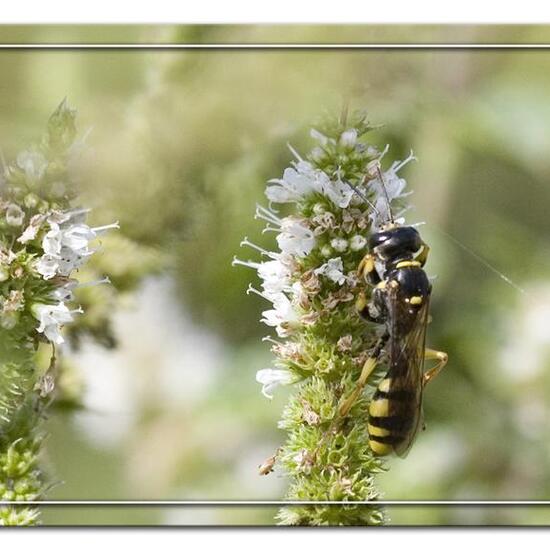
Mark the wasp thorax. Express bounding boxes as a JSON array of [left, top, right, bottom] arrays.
[[369, 226, 422, 261]]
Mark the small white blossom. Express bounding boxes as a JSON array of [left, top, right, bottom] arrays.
[[35, 255, 59, 280], [256, 367, 297, 399], [265, 162, 320, 203], [31, 302, 81, 345], [36, 213, 118, 280], [276, 217, 315, 258], [257, 260, 291, 297], [261, 292, 299, 337], [315, 257, 347, 285], [322, 178, 355, 209], [266, 160, 353, 209], [350, 235, 367, 251], [233, 255, 292, 300]]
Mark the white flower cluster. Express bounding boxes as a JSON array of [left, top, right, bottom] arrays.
[[234, 132, 413, 399], [26, 210, 118, 345], [34, 210, 118, 280], [265, 154, 354, 209]]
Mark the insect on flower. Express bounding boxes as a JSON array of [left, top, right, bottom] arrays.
[[337, 169, 448, 457]]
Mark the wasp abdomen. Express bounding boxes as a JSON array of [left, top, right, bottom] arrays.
[[367, 377, 417, 456]]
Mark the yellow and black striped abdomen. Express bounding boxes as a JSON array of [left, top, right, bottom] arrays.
[[367, 377, 418, 456]]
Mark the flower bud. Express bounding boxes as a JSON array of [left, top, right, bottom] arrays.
[[339, 129, 358, 150], [23, 193, 39, 209], [5, 204, 24, 227], [310, 147, 326, 163], [330, 237, 348, 253], [312, 202, 326, 216], [0, 311, 19, 330], [350, 235, 367, 251]]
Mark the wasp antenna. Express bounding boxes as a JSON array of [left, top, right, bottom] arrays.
[[376, 166, 395, 224], [344, 179, 380, 216]]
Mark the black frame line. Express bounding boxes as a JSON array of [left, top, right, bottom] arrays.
[[0, 35, 543, 509]]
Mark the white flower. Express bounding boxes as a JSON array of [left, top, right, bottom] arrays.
[[35, 255, 59, 280], [17, 150, 47, 182], [315, 257, 347, 285], [42, 220, 113, 257], [55, 247, 95, 276], [60, 224, 97, 251], [350, 235, 367, 251], [256, 367, 297, 399], [322, 177, 355, 209], [265, 161, 322, 204], [31, 302, 81, 344], [42, 222, 95, 257], [265, 159, 353, 209], [276, 217, 315, 257], [5, 204, 24, 227], [36, 212, 118, 280], [261, 292, 299, 337], [257, 260, 291, 297], [232, 251, 292, 300], [42, 222, 63, 256]]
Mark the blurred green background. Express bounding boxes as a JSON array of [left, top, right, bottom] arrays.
[[2, 24, 550, 525]]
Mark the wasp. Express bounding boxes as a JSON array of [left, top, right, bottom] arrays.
[[338, 174, 448, 457]]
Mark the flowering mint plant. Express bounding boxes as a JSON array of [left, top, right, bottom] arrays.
[[0, 101, 117, 526], [235, 111, 415, 525]]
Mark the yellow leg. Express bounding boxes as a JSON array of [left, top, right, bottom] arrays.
[[423, 348, 448, 387], [415, 242, 430, 267], [338, 355, 378, 417], [357, 253, 375, 280]]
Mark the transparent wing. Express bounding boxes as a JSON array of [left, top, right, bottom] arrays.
[[386, 285, 430, 457]]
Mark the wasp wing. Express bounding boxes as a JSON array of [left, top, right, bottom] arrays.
[[385, 283, 430, 457]]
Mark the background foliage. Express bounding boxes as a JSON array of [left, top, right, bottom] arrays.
[[1, 25, 549, 525]]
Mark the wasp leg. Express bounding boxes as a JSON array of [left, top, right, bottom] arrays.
[[356, 290, 377, 322], [338, 333, 389, 417], [312, 334, 388, 461], [422, 348, 448, 387], [338, 356, 378, 417], [415, 241, 430, 268], [358, 253, 380, 286]]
